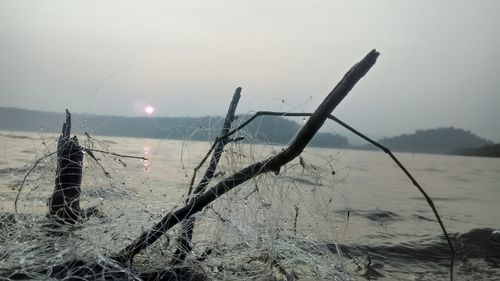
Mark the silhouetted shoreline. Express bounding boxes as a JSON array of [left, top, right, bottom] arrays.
[[1, 107, 497, 157]]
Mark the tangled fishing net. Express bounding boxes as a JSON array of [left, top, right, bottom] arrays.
[[0, 113, 367, 281]]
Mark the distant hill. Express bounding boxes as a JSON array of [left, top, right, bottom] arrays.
[[373, 127, 493, 154], [454, 143, 500, 158], [0, 107, 348, 148]]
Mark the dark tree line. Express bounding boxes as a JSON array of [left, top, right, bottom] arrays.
[[0, 109, 348, 148]]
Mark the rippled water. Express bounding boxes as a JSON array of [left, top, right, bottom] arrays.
[[1, 130, 499, 280]]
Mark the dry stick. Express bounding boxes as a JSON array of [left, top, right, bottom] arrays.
[[86, 148, 148, 161], [328, 114, 455, 281], [14, 151, 57, 215], [113, 49, 379, 265], [219, 110, 455, 280], [84, 148, 147, 177], [171, 87, 242, 264], [187, 87, 242, 198], [293, 205, 299, 235]]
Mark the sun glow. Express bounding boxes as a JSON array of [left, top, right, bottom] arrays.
[[145, 106, 155, 115]]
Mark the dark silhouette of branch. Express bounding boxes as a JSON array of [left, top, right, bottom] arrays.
[[171, 87, 242, 264], [113, 49, 380, 265], [47, 109, 84, 224], [206, 109, 456, 280], [85, 148, 148, 161], [186, 87, 242, 198], [327, 114, 455, 281]]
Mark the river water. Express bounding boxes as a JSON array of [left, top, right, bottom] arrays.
[[1, 130, 499, 280]]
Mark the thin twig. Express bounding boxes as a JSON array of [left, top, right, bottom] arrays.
[[87, 148, 148, 161], [328, 114, 455, 281], [293, 205, 299, 235], [14, 151, 56, 215], [83, 148, 111, 177]]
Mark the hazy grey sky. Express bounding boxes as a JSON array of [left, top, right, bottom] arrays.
[[1, 1, 499, 141]]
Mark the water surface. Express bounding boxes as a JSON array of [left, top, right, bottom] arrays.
[[1, 131, 499, 280]]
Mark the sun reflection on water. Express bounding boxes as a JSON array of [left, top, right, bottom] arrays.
[[142, 146, 151, 172]]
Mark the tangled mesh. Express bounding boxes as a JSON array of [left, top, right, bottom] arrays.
[[0, 114, 359, 280]]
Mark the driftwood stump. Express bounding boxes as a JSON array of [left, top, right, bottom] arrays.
[[47, 109, 83, 224]]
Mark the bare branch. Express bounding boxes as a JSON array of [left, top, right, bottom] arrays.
[[187, 87, 242, 198], [86, 148, 148, 161], [112, 49, 380, 264], [172, 87, 242, 264], [216, 109, 456, 280], [202, 109, 456, 280]]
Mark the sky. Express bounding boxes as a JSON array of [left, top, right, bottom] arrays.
[[1, 0, 499, 142]]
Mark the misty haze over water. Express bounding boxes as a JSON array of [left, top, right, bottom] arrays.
[[1, 1, 500, 142]]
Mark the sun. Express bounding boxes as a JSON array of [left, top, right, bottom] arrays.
[[145, 106, 155, 115]]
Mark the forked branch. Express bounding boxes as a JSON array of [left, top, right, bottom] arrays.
[[113, 49, 380, 264], [214, 110, 455, 280]]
